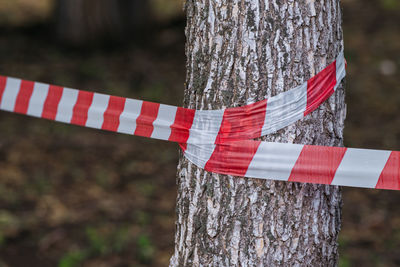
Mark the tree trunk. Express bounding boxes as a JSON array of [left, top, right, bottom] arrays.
[[55, 0, 149, 45], [171, 0, 346, 266]]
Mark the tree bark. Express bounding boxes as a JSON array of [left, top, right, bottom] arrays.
[[171, 0, 346, 266]]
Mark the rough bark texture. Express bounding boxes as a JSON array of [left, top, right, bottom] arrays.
[[171, 0, 346, 266]]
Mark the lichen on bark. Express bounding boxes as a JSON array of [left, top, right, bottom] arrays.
[[170, 0, 346, 266]]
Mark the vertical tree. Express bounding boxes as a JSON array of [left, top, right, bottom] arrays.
[[171, 0, 346, 266], [55, 0, 149, 44]]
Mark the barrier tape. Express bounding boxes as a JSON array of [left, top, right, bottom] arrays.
[[0, 51, 399, 190]]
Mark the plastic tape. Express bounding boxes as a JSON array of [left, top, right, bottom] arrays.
[[2, 51, 398, 190]]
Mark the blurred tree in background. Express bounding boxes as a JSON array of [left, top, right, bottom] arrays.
[[0, 0, 53, 26], [55, 0, 150, 45], [0, 0, 399, 266]]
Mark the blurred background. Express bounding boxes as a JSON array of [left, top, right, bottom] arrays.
[[0, 0, 398, 266]]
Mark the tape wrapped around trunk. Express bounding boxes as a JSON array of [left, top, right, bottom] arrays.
[[1, 50, 399, 190]]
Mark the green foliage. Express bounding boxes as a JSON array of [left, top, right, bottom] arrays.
[[85, 225, 133, 256], [0, 0, 398, 267], [137, 182, 155, 197], [339, 255, 351, 267], [135, 210, 151, 227], [58, 250, 88, 267], [136, 234, 155, 263], [139, 82, 166, 102], [150, 0, 183, 20], [112, 227, 131, 253], [85, 227, 108, 255], [380, 0, 400, 10]]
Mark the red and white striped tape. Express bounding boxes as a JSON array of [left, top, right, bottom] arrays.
[[183, 141, 399, 190], [0, 51, 345, 144], [1, 51, 398, 190]]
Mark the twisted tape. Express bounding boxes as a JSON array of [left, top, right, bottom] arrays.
[[0, 51, 398, 190]]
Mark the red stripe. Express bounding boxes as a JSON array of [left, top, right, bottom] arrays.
[[134, 101, 160, 137], [305, 61, 337, 116], [41, 85, 64, 120], [14, 80, 35, 114], [215, 100, 267, 144], [0, 75, 7, 104], [202, 100, 267, 176], [375, 152, 400, 190], [70, 91, 94, 126], [204, 140, 261, 177], [169, 107, 195, 144], [101, 96, 126, 132], [179, 143, 188, 152], [288, 145, 347, 185]]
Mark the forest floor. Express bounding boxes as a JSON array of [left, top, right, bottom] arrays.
[[0, 0, 399, 266]]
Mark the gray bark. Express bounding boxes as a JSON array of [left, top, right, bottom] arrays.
[[170, 0, 346, 266]]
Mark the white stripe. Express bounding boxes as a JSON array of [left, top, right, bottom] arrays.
[[187, 109, 224, 144], [117, 98, 143, 134], [185, 110, 224, 168], [85, 93, 110, 129], [184, 143, 216, 169], [0, 78, 21, 112], [334, 50, 346, 91], [26, 82, 50, 117], [245, 142, 304, 180], [262, 82, 307, 135], [151, 104, 177, 141], [331, 148, 391, 188], [184, 110, 224, 167], [55, 88, 79, 123]]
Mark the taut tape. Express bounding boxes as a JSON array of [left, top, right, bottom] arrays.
[[1, 51, 398, 191]]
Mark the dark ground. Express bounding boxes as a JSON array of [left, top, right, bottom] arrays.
[[0, 0, 399, 266]]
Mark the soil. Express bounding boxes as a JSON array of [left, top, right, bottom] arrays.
[[0, 0, 399, 266]]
